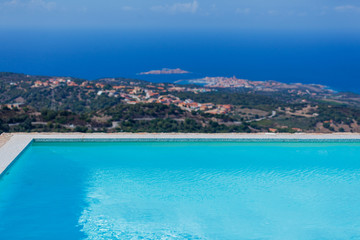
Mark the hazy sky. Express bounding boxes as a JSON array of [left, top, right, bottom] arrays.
[[0, 0, 360, 31]]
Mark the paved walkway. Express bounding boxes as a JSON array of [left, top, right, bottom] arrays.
[[0, 134, 33, 175], [0, 133, 12, 148]]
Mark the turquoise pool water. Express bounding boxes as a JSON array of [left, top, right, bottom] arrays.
[[1, 141, 360, 239]]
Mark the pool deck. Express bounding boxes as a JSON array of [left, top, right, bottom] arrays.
[[1, 132, 360, 175]]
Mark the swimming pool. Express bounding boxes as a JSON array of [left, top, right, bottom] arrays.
[[1, 140, 360, 239]]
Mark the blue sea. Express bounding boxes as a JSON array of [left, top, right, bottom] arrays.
[[1, 141, 360, 239], [0, 29, 359, 92]]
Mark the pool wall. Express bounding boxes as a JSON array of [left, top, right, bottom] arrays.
[[1, 133, 360, 176]]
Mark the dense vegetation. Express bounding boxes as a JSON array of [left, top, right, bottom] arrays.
[[106, 103, 185, 120], [118, 118, 250, 133], [0, 105, 252, 133], [174, 92, 285, 111]]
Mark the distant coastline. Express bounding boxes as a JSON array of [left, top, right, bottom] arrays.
[[1, 31, 359, 93]]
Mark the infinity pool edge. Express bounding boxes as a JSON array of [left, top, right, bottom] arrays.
[[2, 132, 360, 176]]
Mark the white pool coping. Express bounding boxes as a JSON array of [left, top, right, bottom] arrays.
[[0, 134, 33, 176], [1, 132, 360, 176]]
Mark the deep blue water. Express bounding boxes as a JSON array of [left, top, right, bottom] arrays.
[[1, 141, 360, 239], [0, 29, 359, 92]]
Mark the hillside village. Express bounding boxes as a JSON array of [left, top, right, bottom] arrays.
[[30, 76, 233, 115]]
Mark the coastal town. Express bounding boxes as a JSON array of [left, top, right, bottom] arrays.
[[29, 75, 338, 107], [27, 75, 341, 115], [181, 76, 334, 96]]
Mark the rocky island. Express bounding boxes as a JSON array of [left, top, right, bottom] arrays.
[[139, 68, 190, 75]]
